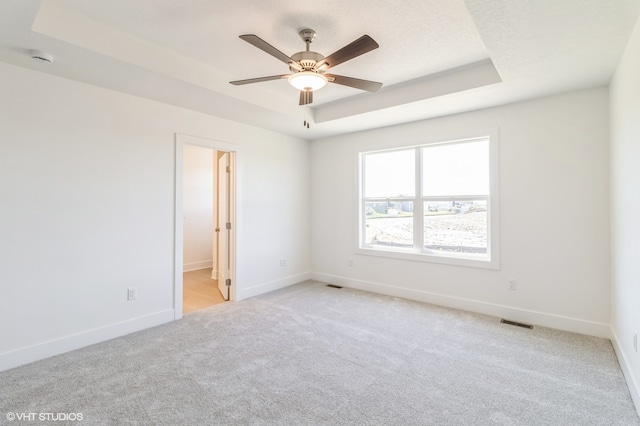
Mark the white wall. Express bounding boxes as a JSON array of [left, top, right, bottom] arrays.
[[610, 15, 640, 412], [0, 62, 310, 371], [183, 144, 214, 272], [311, 88, 611, 337]]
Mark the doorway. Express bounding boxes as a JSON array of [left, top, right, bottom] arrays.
[[174, 134, 238, 320]]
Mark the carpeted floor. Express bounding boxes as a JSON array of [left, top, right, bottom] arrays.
[[1, 281, 638, 425]]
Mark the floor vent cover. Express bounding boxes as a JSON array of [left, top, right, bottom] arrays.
[[500, 319, 533, 329], [326, 284, 343, 289]]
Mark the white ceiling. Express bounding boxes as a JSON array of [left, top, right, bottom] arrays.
[[1, 0, 638, 140]]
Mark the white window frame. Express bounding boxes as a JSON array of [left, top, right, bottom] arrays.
[[356, 132, 500, 270]]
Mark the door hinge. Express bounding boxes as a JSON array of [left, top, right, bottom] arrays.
[[226, 222, 232, 230], [226, 166, 231, 173], [225, 279, 231, 287]]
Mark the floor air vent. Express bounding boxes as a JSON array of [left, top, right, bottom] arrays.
[[500, 319, 533, 329], [326, 284, 343, 289]]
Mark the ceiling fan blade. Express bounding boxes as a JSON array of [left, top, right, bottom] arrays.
[[315, 35, 379, 70], [326, 74, 383, 92], [239, 34, 300, 70], [299, 90, 313, 105], [229, 75, 290, 85]]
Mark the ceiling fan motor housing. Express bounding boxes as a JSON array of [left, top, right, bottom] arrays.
[[290, 51, 325, 71]]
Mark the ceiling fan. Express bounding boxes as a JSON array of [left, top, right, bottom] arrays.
[[230, 29, 382, 106]]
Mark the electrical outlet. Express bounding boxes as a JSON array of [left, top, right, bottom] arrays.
[[348, 259, 354, 267], [508, 279, 517, 291], [280, 259, 286, 267], [127, 287, 137, 301], [634, 332, 637, 352]]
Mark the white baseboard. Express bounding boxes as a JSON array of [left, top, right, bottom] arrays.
[[611, 329, 640, 417], [183, 260, 213, 272], [310, 272, 611, 338], [0, 309, 175, 372], [237, 272, 312, 300]]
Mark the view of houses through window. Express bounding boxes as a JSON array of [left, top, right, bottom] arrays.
[[360, 137, 492, 263]]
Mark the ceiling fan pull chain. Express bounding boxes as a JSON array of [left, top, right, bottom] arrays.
[[303, 110, 310, 129]]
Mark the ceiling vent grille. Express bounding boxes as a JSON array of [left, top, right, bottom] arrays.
[[500, 319, 533, 329]]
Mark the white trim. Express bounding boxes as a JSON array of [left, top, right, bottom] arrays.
[[236, 273, 312, 300], [183, 260, 213, 272], [0, 309, 174, 372], [310, 272, 611, 338], [175, 133, 241, 320], [611, 329, 640, 417], [174, 138, 185, 320], [355, 246, 497, 270]]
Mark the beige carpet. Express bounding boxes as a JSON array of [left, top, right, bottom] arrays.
[[1, 281, 638, 425]]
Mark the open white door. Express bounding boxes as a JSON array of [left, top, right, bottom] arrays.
[[216, 151, 231, 300]]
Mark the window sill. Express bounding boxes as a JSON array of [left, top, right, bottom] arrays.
[[355, 246, 499, 270]]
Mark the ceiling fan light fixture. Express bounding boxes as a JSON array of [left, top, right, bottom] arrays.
[[288, 71, 328, 91]]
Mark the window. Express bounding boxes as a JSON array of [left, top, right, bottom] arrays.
[[358, 135, 499, 269]]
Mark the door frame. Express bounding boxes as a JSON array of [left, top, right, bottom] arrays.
[[174, 133, 239, 320]]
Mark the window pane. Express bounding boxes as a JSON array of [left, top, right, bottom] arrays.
[[364, 201, 413, 248], [364, 150, 415, 197], [424, 200, 487, 254], [422, 140, 489, 196]]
